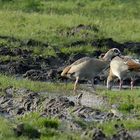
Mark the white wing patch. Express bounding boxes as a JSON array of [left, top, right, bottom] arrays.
[[124, 61, 128, 65]]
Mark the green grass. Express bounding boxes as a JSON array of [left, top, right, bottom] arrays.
[[0, 0, 140, 48], [33, 46, 57, 57], [0, 113, 82, 140], [100, 89, 140, 113], [7, 112, 83, 140], [0, 74, 73, 93], [0, 117, 15, 140], [0, 0, 139, 58], [0, 11, 98, 45], [61, 45, 96, 55], [18, 112, 60, 129], [97, 119, 140, 136], [1, 112, 140, 140]]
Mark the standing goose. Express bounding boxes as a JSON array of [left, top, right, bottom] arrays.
[[107, 56, 140, 90], [61, 48, 121, 91]]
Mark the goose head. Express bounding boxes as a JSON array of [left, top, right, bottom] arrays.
[[103, 48, 121, 61]]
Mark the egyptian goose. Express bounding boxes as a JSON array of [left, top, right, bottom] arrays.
[[61, 48, 121, 92], [107, 56, 140, 90]]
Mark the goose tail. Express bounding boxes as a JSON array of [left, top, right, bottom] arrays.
[[61, 66, 71, 77], [127, 60, 140, 72]]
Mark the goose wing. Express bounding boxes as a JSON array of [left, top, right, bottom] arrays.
[[125, 59, 140, 71], [61, 57, 91, 77], [70, 57, 91, 66]]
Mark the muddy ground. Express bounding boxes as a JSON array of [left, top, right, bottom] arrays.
[[0, 85, 139, 140], [0, 31, 140, 139]]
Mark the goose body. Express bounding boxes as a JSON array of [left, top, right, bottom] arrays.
[[62, 58, 109, 79], [61, 48, 121, 91], [107, 56, 140, 90]]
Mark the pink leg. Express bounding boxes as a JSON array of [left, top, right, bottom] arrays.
[[119, 80, 123, 90], [73, 76, 79, 93], [91, 78, 96, 91], [130, 80, 134, 90]]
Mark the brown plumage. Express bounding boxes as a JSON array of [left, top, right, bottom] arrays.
[[126, 59, 140, 71], [61, 57, 90, 77], [61, 48, 121, 92]]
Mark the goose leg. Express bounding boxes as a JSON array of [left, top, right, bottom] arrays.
[[91, 78, 96, 91], [130, 80, 134, 90], [73, 76, 79, 93], [107, 76, 114, 90], [119, 79, 123, 90], [107, 69, 114, 90]]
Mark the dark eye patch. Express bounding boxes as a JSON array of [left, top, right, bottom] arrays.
[[114, 49, 119, 53]]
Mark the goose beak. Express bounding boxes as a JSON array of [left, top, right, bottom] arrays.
[[118, 52, 121, 57]]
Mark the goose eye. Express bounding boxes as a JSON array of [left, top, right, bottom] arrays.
[[114, 49, 119, 53]]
